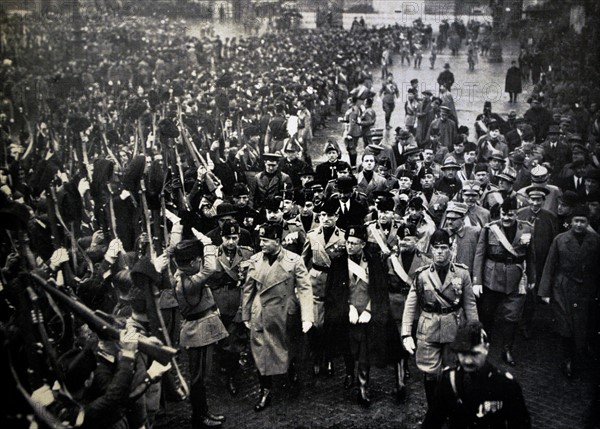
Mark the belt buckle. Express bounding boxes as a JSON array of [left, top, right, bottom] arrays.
[[506, 256, 514, 264]]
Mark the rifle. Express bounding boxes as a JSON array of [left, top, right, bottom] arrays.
[[29, 272, 177, 365]]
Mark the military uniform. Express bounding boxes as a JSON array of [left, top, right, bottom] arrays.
[[472, 219, 536, 360], [302, 225, 346, 371], [174, 244, 229, 427], [365, 219, 402, 254], [207, 245, 255, 346], [249, 170, 293, 211], [302, 225, 346, 327], [423, 363, 531, 429], [415, 190, 449, 226], [402, 262, 478, 375]]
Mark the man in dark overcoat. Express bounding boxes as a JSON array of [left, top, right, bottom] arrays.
[[323, 225, 390, 407], [504, 60, 522, 103], [538, 206, 600, 378]]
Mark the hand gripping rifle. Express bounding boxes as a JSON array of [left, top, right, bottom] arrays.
[[29, 272, 177, 365], [139, 178, 189, 397]]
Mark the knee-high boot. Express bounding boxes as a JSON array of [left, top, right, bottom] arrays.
[[424, 374, 439, 407]]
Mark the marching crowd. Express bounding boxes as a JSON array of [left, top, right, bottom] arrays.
[[1, 6, 600, 429]]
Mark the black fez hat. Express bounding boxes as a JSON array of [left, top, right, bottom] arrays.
[[572, 204, 590, 218], [320, 197, 340, 215], [263, 153, 281, 162], [345, 225, 367, 241], [429, 229, 450, 247], [500, 196, 519, 212], [259, 222, 283, 240], [263, 197, 282, 212], [376, 196, 395, 212], [232, 183, 250, 197], [397, 169, 414, 179], [174, 239, 204, 262], [221, 219, 240, 236], [0, 201, 31, 230], [398, 223, 418, 239], [408, 196, 424, 210], [451, 320, 488, 352]]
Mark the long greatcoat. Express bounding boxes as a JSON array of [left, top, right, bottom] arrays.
[[538, 230, 600, 348], [241, 249, 314, 376], [505, 65, 522, 94]]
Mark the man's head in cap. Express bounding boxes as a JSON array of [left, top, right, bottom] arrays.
[[445, 202, 468, 233], [525, 186, 549, 214], [419, 167, 436, 190], [337, 176, 356, 202], [258, 222, 283, 255], [557, 190, 580, 217], [474, 163, 490, 185], [283, 138, 302, 160], [397, 223, 419, 253], [336, 161, 352, 178], [263, 153, 281, 174], [547, 125, 560, 143], [264, 197, 283, 222], [345, 225, 367, 256], [451, 320, 490, 372], [439, 105, 451, 120], [497, 167, 517, 192], [571, 204, 591, 235], [232, 183, 250, 207], [214, 202, 238, 228], [500, 196, 519, 228], [430, 229, 452, 266], [407, 196, 425, 221], [462, 181, 481, 207], [221, 219, 240, 251], [530, 165, 550, 184], [441, 156, 461, 179], [584, 168, 600, 194], [397, 169, 414, 191], [318, 197, 339, 229], [174, 238, 205, 269], [325, 139, 340, 162], [586, 190, 600, 220], [377, 157, 393, 177], [464, 142, 478, 165], [489, 150, 506, 171], [375, 192, 396, 225]]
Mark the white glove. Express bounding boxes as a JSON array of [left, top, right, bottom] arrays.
[[153, 254, 168, 273], [527, 283, 536, 291], [403, 336, 416, 355], [49, 248, 69, 270], [147, 361, 172, 382], [244, 321, 251, 329], [31, 384, 55, 407], [302, 321, 313, 333], [358, 311, 372, 324], [541, 297, 550, 304], [105, 239, 125, 263], [473, 284, 483, 298], [349, 305, 359, 325]]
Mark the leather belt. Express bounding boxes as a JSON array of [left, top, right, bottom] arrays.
[[488, 255, 525, 264], [422, 305, 460, 315], [312, 264, 330, 272], [183, 305, 217, 321]]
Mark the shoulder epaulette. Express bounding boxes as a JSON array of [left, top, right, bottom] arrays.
[[415, 265, 430, 274], [453, 263, 469, 270], [239, 246, 254, 253]]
